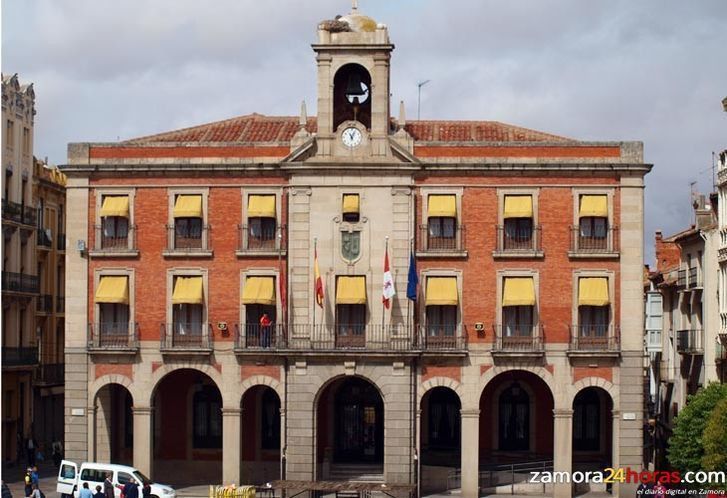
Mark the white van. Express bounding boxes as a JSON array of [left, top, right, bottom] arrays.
[[57, 461, 175, 498]]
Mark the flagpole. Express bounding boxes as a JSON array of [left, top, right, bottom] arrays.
[[407, 237, 412, 331], [313, 237, 317, 332], [382, 236, 388, 330]]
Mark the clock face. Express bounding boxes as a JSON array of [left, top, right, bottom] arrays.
[[341, 127, 363, 148]]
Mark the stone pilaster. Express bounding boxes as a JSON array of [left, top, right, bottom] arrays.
[[460, 409, 480, 498], [133, 407, 153, 477], [553, 408, 573, 498], [222, 408, 242, 485]]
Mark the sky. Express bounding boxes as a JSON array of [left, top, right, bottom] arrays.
[[2, 0, 726, 264]]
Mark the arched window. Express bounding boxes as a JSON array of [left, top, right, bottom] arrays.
[[499, 382, 529, 451], [427, 388, 461, 450], [260, 389, 280, 450], [573, 389, 601, 451], [193, 385, 222, 448]]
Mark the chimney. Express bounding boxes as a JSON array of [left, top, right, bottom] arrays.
[[654, 230, 680, 272]]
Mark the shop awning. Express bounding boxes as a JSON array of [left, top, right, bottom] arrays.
[[241, 276, 276, 305], [173, 195, 203, 218], [172, 276, 204, 305], [100, 196, 129, 218], [342, 194, 360, 214], [578, 277, 609, 306], [503, 195, 533, 219], [428, 195, 456, 218], [248, 195, 276, 218], [502, 277, 535, 307], [336, 276, 366, 305], [95, 276, 129, 304], [425, 277, 458, 306], [579, 195, 608, 218]]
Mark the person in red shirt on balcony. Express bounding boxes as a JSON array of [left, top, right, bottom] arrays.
[[259, 312, 273, 348]]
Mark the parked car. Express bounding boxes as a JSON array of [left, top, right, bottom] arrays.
[[57, 461, 175, 498]]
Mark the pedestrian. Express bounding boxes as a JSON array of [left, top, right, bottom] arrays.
[[636, 481, 651, 497], [103, 473, 115, 498], [259, 312, 272, 348], [2, 481, 12, 498], [30, 467, 39, 490], [142, 483, 151, 498], [123, 479, 139, 498], [23, 468, 32, 498], [25, 437, 36, 468], [93, 485, 104, 498], [653, 482, 667, 498], [79, 483, 93, 498], [51, 439, 63, 468], [29, 485, 41, 498]]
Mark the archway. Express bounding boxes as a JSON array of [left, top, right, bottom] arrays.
[[479, 370, 554, 464], [94, 383, 133, 465], [572, 387, 613, 472], [316, 376, 384, 480], [151, 369, 222, 486], [240, 386, 281, 484], [420, 386, 461, 493], [333, 63, 372, 130]]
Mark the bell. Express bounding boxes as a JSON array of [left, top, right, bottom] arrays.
[[345, 72, 366, 97]]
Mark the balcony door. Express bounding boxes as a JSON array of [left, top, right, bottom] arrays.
[[336, 304, 365, 347]]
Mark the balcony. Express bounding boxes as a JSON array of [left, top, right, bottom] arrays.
[[2, 199, 37, 227], [568, 325, 620, 357], [236, 224, 286, 256], [164, 225, 212, 257], [57, 233, 66, 251], [232, 323, 467, 355], [677, 329, 704, 354], [90, 225, 138, 257], [37, 229, 52, 249], [56, 296, 65, 314], [688, 267, 702, 289], [646, 329, 662, 353], [494, 225, 543, 258], [35, 363, 64, 386], [1, 271, 39, 294], [717, 342, 727, 363], [492, 325, 544, 357], [677, 269, 688, 288], [36, 294, 53, 314], [160, 322, 213, 354], [569, 226, 619, 257], [87, 322, 140, 352], [416, 224, 467, 258], [1, 347, 39, 368]]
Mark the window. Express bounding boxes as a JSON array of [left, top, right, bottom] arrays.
[[193, 385, 222, 448], [427, 388, 461, 450], [499, 382, 529, 451], [577, 195, 609, 251], [95, 275, 130, 346], [61, 464, 76, 479], [98, 195, 131, 251], [171, 275, 205, 344], [342, 194, 360, 223], [172, 194, 204, 251], [576, 277, 611, 348], [424, 277, 459, 346], [246, 194, 276, 250], [22, 127, 29, 154], [335, 276, 366, 345], [426, 194, 457, 251], [80, 468, 112, 483], [260, 389, 281, 450], [426, 305, 457, 337], [502, 195, 534, 251], [502, 306, 533, 337], [5, 120, 14, 149], [117, 472, 134, 486], [573, 390, 601, 451]]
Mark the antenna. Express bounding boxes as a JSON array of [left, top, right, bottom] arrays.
[[352, 0, 358, 12], [417, 80, 431, 120]]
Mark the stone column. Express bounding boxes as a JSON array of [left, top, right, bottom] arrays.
[[87, 405, 97, 462], [222, 408, 242, 486], [553, 409, 573, 498], [133, 407, 153, 477], [460, 409, 480, 498], [611, 410, 621, 498]]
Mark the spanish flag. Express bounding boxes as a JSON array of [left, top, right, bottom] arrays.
[[314, 245, 324, 308]]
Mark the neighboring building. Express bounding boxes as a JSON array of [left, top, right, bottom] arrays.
[[645, 195, 720, 468], [61, 7, 649, 498], [32, 157, 67, 452], [2, 73, 39, 465], [717, 150, 727, 381]]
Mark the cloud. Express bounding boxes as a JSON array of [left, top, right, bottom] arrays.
[[3, 0, 726, 262]]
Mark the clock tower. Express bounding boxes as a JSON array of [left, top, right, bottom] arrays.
[[312, 4, 394, 159]]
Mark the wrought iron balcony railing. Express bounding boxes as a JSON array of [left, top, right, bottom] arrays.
[[166, 225, 211, 253], [94, 225, 137, 252], [35, 363, 64, 385], [417, 224, 466, 254], [677, 269, 688, 288], [37, 229, 52, 248], [1, 346, 39, 367], [495, 225, 542, 254], [160, 322, 212, 350], [492, 325, 544, 352], [36, 294, 53, 313], [569, 325, 620, 352], [569, 226, 619, 254], [676, 329, 704, 354], [688, 267, 702, 289], [1, 271, 39, 294], [2, 199, 37, 226], [87, 322, 140, 350], [238, 224, 286, 252]]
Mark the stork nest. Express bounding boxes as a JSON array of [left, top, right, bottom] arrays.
[[319, 19, 352, 32]]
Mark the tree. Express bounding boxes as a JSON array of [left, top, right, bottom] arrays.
[[702, 397, 727, 473], [667, 382, 727, 473]]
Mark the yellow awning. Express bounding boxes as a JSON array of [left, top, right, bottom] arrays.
[[425, 277, 458, 306], [248, 195, 276, 218], [503, 195, 533, 219], [579, 195, 608, 217], [100, 196, 129, 218], [241, 276, 276, 305], [502, 277, 535, 307], [578, 277, 609, 306], [95, 276, 129, 304], [336, 276, 366, 305], [342, 194, 360, 214], [172, 276, 204, 305], [173, 195, 203, 218], [428, 195, 456, 218]]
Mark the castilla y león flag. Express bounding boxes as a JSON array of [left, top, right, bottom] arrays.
[[382, 248, 396, 309], [314, 246, 324, 308]]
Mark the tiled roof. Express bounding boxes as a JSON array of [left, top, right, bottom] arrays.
[[126, 114, 572, 144]]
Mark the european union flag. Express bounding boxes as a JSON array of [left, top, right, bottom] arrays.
[[407, 251, 418, 301]]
